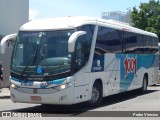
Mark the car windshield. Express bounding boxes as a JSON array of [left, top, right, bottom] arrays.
[[11, 30, 75, 76]]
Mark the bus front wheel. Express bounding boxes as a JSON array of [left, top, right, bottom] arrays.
[[86, 82, 102, 107]]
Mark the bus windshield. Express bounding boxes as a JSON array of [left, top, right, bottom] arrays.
[[11, 30, 75, 76]]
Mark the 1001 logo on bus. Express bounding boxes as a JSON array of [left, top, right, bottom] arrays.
[[124, 56, 137, 78]]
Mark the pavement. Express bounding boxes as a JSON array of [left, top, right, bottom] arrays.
[[0, 88, 10, 98]]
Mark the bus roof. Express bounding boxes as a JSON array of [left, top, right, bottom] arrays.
[[20, 16, 158, 38], [20, 16, 96, 31]]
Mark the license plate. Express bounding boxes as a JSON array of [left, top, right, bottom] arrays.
[[30, 96, 41, 101]]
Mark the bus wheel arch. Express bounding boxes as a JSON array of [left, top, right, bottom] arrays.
[[87, 79, 103, 107]]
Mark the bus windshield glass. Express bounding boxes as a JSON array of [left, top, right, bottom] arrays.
[[11, 30, 75, 76]]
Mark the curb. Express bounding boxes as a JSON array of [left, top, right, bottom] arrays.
[[0, 88, 10, 98]]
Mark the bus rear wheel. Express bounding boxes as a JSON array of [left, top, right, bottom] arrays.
[[140, 75, 148, 94], [86, 82, 102, 107]]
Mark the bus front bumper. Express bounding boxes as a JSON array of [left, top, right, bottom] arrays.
[[10, 86, 74, 105]]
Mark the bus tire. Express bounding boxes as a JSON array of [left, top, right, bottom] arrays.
[[140, 75, 148, 94], [86, 82, 102, 107]]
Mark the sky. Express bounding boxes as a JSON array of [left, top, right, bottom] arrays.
[[29, 0, 150, 20]]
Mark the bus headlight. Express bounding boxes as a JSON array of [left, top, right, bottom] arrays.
[[11, 83, 20, 89], [60, 84, 67, 89], [53, 81, 74, 90]]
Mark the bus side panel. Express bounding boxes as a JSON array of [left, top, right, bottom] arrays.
[[116, 54, 158, 92], [103, 54, 121, 96], [73, 68, 90, 104], [147, 54, 159, 85], [91, 53, 158, 97], [91, 53, 121, 97]]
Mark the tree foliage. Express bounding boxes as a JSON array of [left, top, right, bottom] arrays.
[[130, 0, 160, 41]]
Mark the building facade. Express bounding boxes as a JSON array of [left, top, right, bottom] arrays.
[[0, 0, 29, 87], [0, 0, 29, 35], [102, 11, 131, 25]]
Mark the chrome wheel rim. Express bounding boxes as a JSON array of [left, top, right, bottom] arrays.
[[90, 87, 99, 103]]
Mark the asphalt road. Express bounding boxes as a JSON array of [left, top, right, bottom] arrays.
[[0, 85, 160, 119]]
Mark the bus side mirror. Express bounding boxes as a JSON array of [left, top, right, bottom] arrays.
[[0, 34, 17, 54], [68, 31, 86, 53]]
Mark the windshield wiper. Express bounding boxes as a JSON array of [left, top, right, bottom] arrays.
[[40, 43, 51, 72], [20, 46, 39, 77]]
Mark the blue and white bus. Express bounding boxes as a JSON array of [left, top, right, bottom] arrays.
[[158, 43, 160, 81], [1, 17, 159, 107]]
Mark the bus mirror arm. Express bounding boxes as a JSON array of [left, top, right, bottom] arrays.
[[68, 31, 86, 53], [0, 34, 17, 54]]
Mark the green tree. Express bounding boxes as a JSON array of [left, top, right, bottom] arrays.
[[130, 0, 160, 41]]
